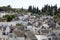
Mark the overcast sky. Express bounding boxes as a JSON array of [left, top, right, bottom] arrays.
[[0, 0, 60, 9]]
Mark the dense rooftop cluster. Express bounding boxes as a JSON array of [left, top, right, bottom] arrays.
[[0, 5, 60, 40]]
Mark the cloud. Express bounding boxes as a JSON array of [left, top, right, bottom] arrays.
[[0, 0, 60, 9]]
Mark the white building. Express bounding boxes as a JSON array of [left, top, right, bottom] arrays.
[[35, 35, 48, 40], [0, 12, 8, 18]]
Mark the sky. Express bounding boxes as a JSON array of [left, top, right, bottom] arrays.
[[0, 0, 60, 9]]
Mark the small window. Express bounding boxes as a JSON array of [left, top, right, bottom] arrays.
[[3, 32, 6, 35], [55, 38, 57, 40], [48, 38, 51, 40], [15, 36, 16, 38], [59, 34, 60, 36], [42, 39, 46, 40], [51, 33, 56, 36]]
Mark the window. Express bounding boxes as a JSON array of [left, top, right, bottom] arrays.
[[51, 33, 56, 36], [48, 38, 51, 40], [3, 32, 6, 35], [55, 38, 57, 40], [59, 34, 60, 36], [42, 39, 46, 40]]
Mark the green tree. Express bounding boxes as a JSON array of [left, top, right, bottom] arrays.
[[3, 15, 15, 22], [7, 5, 11, 8], [53, 13, 60, 21], [32, 6, 37, 13], [36, 7, 39, 13], [16, 23, 24, 30], [28, 6, 32, 12]]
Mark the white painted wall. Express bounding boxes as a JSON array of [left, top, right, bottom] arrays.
[[0, 30, 3, 38], [0, 12, 8, 18], [35, 35, 48, 40], [0, 22, 16, 27], [5, 26, 10, 35], [9, 37, 25, 40], [17, 37, 25, 40]]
